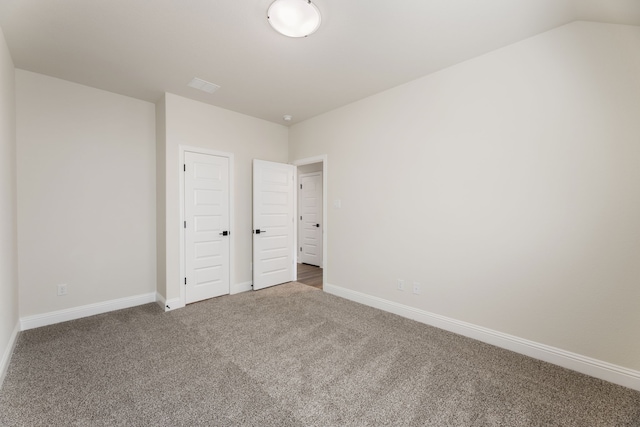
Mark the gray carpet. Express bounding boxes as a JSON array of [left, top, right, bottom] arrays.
[[1, 282, 639, 426]]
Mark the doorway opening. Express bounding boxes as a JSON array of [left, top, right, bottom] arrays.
[[250, 155, 327, 292], [294, 156, 327, 290]]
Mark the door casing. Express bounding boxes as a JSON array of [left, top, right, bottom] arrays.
[[293, 155, 328, 286], [298, 171, 323, 267]]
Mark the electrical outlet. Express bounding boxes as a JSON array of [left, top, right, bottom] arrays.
[[57, 284, 68, 296], [397, 279, 405, 291], [412, 282, 421, 295]]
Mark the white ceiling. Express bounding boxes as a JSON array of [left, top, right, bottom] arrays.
[[1, 0, 639, 125]]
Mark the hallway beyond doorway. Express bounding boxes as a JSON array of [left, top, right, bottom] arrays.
[[297, 263, 322, 290]]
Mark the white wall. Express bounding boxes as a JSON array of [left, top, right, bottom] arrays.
[[156, 95, 167, 300], [289, 22, 640, 371], [0, 25, 18, 383], [162, 93, 288, 301], [16, 71, 157, 317]]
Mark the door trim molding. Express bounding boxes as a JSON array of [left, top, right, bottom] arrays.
[[297, 171, 323, 267], [293, 155, 327, 287], [179, 145, 234, 309]]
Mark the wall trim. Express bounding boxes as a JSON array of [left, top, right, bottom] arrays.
[[20, 292, 157, 331], [324, 283, 640, 392], [156, 292, 166, 305], [231, 281, 252, 295], [163, 282, 250, 311], [155, 293, 186, 312], [293, 155, 328, 284], [0, 322, 20, 388], [156, 292, 167, 310], [164, 297, 183, 312]]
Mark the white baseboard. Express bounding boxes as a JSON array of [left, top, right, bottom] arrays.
[[155, 293, 186, 312], [20, 292, 157, 331], [156, 292, 166, 310], [163, 297, 183, 311], [231, 281, 252, 295], [162, 282, 251, 312], [324, 283, 640, 392], [0, 322, 20, 388]]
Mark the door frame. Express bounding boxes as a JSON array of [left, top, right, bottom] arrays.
[[293, 155, 327, 286], [297, 171, 323, 267], [179, 145, 235, 307]]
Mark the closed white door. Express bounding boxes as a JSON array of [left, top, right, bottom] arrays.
[[184, 152, 230, 303], [298, 172, 323, 267], [253, 159, 295, 291]]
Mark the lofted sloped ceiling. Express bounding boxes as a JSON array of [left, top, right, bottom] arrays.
[[0, 0, 639, 125]]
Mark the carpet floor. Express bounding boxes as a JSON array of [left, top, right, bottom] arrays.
[[1, 282, 639, 426]]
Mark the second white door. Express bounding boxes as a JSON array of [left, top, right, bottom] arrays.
[[253, 159, 295, 291], [184, 152, 230, 304], [298, 172, 323, 267]]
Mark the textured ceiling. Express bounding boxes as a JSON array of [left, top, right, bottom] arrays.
[[1, 0, 639, 125]]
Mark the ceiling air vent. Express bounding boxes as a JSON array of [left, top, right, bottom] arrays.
[[188, 77, 220, 94]]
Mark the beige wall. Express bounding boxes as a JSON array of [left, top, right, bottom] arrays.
[[289, 22, 640, 371], [0, 26, 18, 379], [155, 95, 167, 300], [16, 70, 157, 317], [162, 93, 288, 301]]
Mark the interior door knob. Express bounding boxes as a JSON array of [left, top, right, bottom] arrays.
[[315, 224, 320, 227]]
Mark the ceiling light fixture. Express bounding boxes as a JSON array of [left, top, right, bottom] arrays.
[[267, 0, 321, 38]]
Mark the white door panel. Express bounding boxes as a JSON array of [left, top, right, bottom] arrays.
[[298, 172, 323, 267], [185, 152, 230, 303], [253, 159, 295, 290]]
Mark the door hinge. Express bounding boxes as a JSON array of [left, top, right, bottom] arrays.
[[183, 164, 186, 172], [300, 247, 302, 251], [184, 277, 187, 285], [300, 216, 302, 220], [300, 184, 302, 189], [184, 221, 186, 228]]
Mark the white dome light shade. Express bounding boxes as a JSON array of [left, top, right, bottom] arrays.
[[267, 0, 321, 38]]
